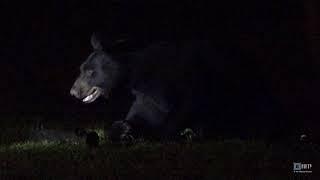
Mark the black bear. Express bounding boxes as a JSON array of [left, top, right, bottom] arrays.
[[70, 33, 286, 142]]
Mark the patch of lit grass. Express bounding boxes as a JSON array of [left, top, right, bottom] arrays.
[[0, 140, 85, 154], [7, 141, 57, 151]]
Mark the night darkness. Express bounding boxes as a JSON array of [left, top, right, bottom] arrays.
[[1, 0, 320, 178], [1, 1, 320, 137]]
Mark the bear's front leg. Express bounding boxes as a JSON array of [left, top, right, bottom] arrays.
[[108, 89, 170, 142]]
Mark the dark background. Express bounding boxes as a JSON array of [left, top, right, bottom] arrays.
[[1, 1, 319, 135]]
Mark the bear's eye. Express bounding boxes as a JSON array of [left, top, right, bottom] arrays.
[[86, 70, 95, 77]]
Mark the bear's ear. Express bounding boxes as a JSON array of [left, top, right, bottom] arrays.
[[90, 32, 103, 51]]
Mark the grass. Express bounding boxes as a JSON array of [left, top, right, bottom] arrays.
[[0, 117, 319, 179]]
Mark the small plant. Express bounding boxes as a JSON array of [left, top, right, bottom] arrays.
[[180, 128, 196, 142], [86, 131, 100, 148]]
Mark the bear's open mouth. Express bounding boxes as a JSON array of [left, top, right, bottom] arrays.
[[82, 87, 103, 103]]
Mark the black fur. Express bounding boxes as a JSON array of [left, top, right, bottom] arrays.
[[71, 34, 289, 142]]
